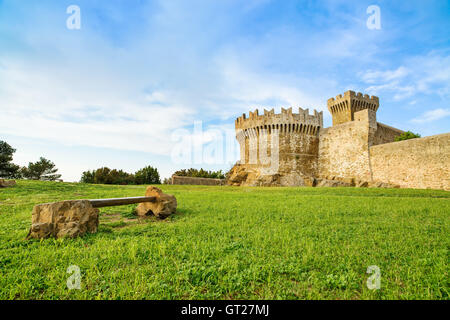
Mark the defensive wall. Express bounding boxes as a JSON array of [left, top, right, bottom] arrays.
[[228, 90, 450, 190]]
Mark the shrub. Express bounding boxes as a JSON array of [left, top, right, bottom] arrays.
[[80, 165, 161, 185], [395, 131, 421, 142], [173, 168, 225, 179], [134, 166, 161, 184]]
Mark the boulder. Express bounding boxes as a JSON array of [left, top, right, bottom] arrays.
[[341, 177, 356, 186], [0, 179, 16, 188], [226, 164, 250, 186], [356, 180, 369, 188], [279, 173, 304, 187], [303, 176, 317, 187], [369, 181, 400, 188], [26, 200, 99, 239], [135, 186, 177, 219], [317, 179, 353, 187]]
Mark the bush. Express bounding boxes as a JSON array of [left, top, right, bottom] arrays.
[[173, 168, 225, 179], [80, 165, 161, 185], [134, 166, 161, 184], [395, 131, 421, 142]]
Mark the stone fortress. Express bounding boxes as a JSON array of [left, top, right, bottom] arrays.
[[227, 90, 450, 190]]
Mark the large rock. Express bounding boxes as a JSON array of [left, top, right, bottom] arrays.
[[279, 173, 304, 187], [26, 200, 99, 239], [0, 179, 16, 188], [369, 181, 400, 188], [135, 186, 177, 219], [303, 176, 317, 187], [317, 179, 353, 187], [356, 180, 369, 188], [226, 164, 250, 186]]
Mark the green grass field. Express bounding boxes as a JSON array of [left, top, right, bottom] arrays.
[[0, 180, 448, 300]]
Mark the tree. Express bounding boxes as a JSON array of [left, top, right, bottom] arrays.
[[110, 169, 135, 185], [93, 167, 113, 184], [80, 166, 160, 185], [80, 170, 95, 183], [395, 131, 421, 142], [21, 157, 62, 181], [135, 166, 161, 184], [0, 140, 21, 178], [173, 168, 225, 179]]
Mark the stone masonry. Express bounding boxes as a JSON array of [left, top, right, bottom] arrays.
[[227, 90, 450, 190]]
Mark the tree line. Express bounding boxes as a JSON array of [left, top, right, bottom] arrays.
[[80, 166, 161, 185], [173, 168, 225, 179], [80, 167, 225, 185], [0, 141, 61, 180]]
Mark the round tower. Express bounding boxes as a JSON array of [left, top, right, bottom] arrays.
[[232, 107, 323, 186]]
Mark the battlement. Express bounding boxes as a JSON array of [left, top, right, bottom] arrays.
[[327, 90, 379, 126], [235, 107, 323, 133]]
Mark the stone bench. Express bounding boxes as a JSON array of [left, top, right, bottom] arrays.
[[26, 186, 177, 239]]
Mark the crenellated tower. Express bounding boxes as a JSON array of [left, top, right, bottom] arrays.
[[232, 107, 323, 186], [327, 90, 379, 126]]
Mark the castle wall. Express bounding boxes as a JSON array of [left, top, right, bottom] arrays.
[[278, 130, 319, 177], [238, 127, 319, 178], [318, 109, 375, 181], [370, 133, 450, 190], [373, 122, 403, 145], [233, 90, 449, 190], [234, 107, 323, 185]]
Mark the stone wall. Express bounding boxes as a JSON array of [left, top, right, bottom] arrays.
[[275, 130, 319, 178], [318, 109, 375, 181], [171, 175, 225, 186], [232, 90, 449, 190], [370, 133, 450, 190], [233, 107, 323, 186], [373, 122, 403, 146]]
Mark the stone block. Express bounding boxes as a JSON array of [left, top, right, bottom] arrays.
[[27, 200, 99, 239], [136, 186, 177, 219], [0, 179, 16, 188]]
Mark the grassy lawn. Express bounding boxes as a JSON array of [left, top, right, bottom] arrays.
[[0, 180, 448, 300]]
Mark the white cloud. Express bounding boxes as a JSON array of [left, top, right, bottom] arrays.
[[361, 51, 450, 101], [411, 108, 450, 123], [361, 66, 410, 84]]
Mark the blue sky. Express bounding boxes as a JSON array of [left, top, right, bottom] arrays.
[[1, 0, 449, 181]]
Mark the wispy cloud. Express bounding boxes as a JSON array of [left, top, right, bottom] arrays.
[[411, 108, 450, 123], [361, 66, 410, 84], [361, 51, 450, 101]]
